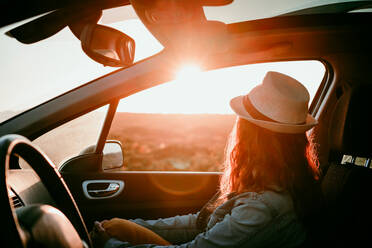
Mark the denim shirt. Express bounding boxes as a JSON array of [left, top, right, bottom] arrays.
[[104, 190, 306, 248]]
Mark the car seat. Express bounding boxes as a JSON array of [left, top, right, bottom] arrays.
[[320, 82, 372, 247]]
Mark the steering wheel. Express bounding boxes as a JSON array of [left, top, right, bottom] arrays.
[[0, 134, 92, 247]]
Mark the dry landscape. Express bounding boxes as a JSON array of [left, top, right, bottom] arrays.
[[108, 113, 235, 171]]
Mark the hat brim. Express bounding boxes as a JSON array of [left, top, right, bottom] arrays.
[[230, 95, 318, 134]]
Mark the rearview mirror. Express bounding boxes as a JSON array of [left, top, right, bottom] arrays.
[[80, 24, 135, 67], [102, 140, 124, 170]]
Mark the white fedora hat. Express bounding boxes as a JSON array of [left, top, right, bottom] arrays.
[[230, 71, 317, 134]]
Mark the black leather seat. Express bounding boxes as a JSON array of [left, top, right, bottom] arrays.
[[320, 82, 372, 247]]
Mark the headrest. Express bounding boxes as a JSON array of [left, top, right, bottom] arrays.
[[330, 83, 372, 158]]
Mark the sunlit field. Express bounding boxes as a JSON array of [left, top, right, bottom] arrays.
[[108, 112, 235, 171]]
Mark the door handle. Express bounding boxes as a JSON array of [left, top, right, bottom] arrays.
[[88, 183, 120, 197], [82, 180, 124, 199]]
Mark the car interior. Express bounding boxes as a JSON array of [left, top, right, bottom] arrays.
[[1, 0, 372, 247]]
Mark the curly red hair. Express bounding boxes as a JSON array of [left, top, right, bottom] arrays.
[[218, 117, 322, 219]]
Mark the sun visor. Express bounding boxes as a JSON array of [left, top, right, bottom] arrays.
[[6, 9, 81, 44], [5, 0, 128, 44]]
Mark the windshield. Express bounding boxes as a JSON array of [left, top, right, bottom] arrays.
[[0, 5, 162, 123]]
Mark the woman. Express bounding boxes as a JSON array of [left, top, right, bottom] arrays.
[[91, 71, 323, 248]]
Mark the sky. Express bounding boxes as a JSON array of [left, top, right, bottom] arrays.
[[0, 0, 345, 119], [117, 61, 325, 114]]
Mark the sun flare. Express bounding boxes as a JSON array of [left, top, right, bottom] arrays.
[[175, 64, 202, 81]]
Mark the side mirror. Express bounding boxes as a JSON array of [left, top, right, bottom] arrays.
[[102, 140, 124, 170], [80, 24, 135, 67]]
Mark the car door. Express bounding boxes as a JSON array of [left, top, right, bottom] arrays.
[[61, 166, 221, 228]]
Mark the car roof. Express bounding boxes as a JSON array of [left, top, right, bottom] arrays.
[[3, 0, 372, 27], [1, 0, 130, 28], [2, 0, 372, 43]]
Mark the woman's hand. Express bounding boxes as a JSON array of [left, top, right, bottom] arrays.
[[102, 218, 171, 245], [90, 221, 110, 248]]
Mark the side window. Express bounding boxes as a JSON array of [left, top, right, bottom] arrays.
[[24, 106, 108, 168], [107, 61, 326, 172]]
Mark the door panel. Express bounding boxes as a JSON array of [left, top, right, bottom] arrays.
[[61, 171, 221, 228]]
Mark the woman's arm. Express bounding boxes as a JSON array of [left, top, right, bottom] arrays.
[[103, 198, 279, 248], [129, 213, 201, 244], [101, 213, 201, 246]]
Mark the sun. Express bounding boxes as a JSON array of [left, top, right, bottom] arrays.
[[175, 64, 202, 81]]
